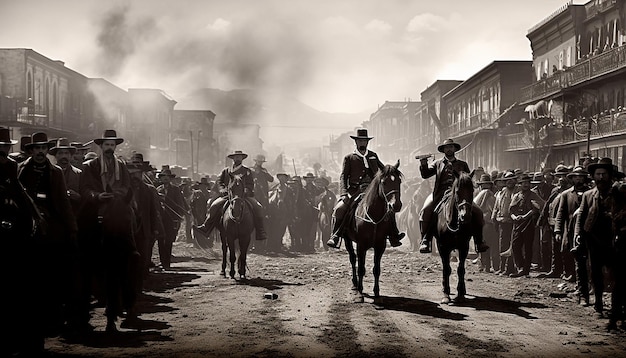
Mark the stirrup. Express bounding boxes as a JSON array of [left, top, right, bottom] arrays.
[[327, 235, 342, 249], [419, 240, 432, 253]]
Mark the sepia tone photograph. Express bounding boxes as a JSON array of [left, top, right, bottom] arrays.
[[1, 0, 626, 357]]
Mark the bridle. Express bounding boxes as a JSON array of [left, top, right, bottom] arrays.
[[356, 180, 400, 225]]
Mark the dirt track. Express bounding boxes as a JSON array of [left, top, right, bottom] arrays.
[[46, 241, 626, 357]]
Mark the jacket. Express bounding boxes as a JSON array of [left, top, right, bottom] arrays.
[[420, 157, 470, 202], [339, 150, 384, 196]]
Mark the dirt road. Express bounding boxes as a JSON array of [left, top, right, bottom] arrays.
[[47, 241, 626, 357]]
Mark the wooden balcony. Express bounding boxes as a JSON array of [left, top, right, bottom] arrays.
[[521, 44, 626, 103]]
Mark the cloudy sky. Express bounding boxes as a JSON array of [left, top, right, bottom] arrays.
[[0, 0, 580, 114]]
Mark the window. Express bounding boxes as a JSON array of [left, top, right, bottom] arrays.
[[559, 51, 564, 70], [566, 46, 572, 67], [27, 71, 33, 100]]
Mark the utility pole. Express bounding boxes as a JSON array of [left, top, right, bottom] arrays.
[[189, 130, 194, 178]]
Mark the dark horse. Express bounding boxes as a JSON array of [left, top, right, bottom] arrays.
[[345, 161, 402, 303], [220, 174, 254, 279], [266, 184, 294, 251], [434, 171, 483, 304]]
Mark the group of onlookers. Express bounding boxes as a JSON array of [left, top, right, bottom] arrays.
[[473, 159, 626, 330]]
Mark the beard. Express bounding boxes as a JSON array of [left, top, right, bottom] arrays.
[[104, 149, 114, 155], [58, 158, 69, 165], [358, 145, 366, 151], [0, 150, 7, 157]]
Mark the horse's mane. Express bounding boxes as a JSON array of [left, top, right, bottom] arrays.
[[361, 164, 403, 204]]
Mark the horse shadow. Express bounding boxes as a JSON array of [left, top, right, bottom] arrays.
[[62, 327, 173, 349], [235, 277, 304, 291], [363, 294, 467, 321], [142, 271, 202, 294], [444, 295, 547, 319]]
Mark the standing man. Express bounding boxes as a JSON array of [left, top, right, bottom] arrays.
[[474, 174, 498, 272], [326, 128, 404, 249], [252, 154, 274, 209], [418, 138, 489, 254], [80, 129, 134, 333], [156, 168, 187, 270], [574, 157, 617, 318], [197, 150, 268, 241], [508, 173, 545, 278], [18, 132, 79, 335], [50, 138, 82, 213], [492, 171, 518, 275]]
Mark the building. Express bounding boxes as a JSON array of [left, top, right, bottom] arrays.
[[172, 110, 216, 177], [515, 0, 626, 170], [444, 61, 533, 172]]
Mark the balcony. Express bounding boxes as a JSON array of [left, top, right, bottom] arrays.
[[448, 111, 496, 137], [521, 44, 626, 103], [585, 0, 617, 20]]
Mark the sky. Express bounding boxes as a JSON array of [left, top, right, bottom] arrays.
[[0, 0, 582, 114]]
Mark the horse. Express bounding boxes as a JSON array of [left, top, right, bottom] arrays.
[[220, 174, 255, 279], [345, 161, 403, 303], [316, 189, 336, 251], [266, 184, 294, 251], [433, 171, 483, 304]]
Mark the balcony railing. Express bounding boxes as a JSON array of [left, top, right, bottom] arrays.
[[585, 0, 617, 20], [521, 44, 626, 103], [448, 111, 496, 137]]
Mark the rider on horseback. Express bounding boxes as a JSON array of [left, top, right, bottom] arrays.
[[418, 138, 490, 254], [327, 128, 405, 248], [196, 150, 268, 241]]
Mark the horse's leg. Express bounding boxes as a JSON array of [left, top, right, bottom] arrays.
[[357, 245, 367, 294], [456, 243, 470, 301], [238, 233, 251, 280], [220, 231, 227, 276], [229, 236, 236, 279], [345, 239, 358, 290], [373, 242, 386, 303], [440, 247, 453, 304]]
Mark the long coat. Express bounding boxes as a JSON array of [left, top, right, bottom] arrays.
[[60, 164, 82, 213], [217, 165, 254, 197], [554, 186, 590, 251], [420, 157, 470, 203], [339, 150, 384, 197], [574, 186, 615, 242]]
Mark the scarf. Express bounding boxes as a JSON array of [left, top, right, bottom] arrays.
[[353, 149, 370, 169], [100, 154, 120, 191]]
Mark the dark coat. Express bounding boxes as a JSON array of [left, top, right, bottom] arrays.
[[156, 183, 187, 224], [420, 157, 470, 202], [133, 181, 164, 241], [339, 150, 384, 197], [217, 165, 255, 197], [554, 186, 589, 251], [574, 186, 615, 239], [60, 164, 82, 213]]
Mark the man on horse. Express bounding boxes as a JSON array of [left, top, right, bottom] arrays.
[[327, 128, 405, 249], [252, 154, 274, 208], [197, 150, 268, 241], [418, 138, 489, 254]]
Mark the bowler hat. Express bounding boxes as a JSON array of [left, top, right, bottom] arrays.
[[437, 138, 461, 153], [350, 128, 373, 140], [0, 127, 17, 145], [25, 132, 53, 149], [227, 150, 248, 159], [94, 129, 124, 145], [49, 138, 77, 155], [588, 157, 614, 175]]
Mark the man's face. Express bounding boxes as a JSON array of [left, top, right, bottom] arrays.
[[130, 170, 143, 184], [31, 144, 49, 163], [231, 154, 244, 164], [519, 180, 531, 191], [506, 179, 516, 189], [160, 175, 171, 184], [54, 149, 72, 166], [571, 175, 585, 187], [443, 145, 456, 156], [0, 144, 10, 157], [355, 139, 369, 152], [100, 140, 117, 155], [593, 168, 611, 186]]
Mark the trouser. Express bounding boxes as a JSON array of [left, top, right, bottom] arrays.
[[511, 225, 535, 274], [203, 196, 267, 237], [588, 238, 615, 311], [497, 221, 514, 273], [331, 194, 401, 239], [612, 241, 626, 322], [160, 220, 180, 269], [574, 239, 590, 300], [551, 233, 576, 277], [480, 222, 499, 271], [539, 225, 552, 271]]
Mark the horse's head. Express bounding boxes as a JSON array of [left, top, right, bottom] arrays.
[[269, 185, 291, 211], [227, 174, 247, 218], [450, 171, 474, 225], [368, 160, 403, 213]]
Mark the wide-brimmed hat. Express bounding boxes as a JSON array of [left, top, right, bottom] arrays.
[[314, 177, 330, 187], [0, 127, 17, 145], [94, 129, 124, 145], [554, 164, 572, 177], [19, 136, 31, 151], [588, 157, 614, 175], [517, 173, 532, 183], [496, 171, 517, 182], [542, 167, 555, 175], [530, 172, 543, 184], [83, 152, 98, 161], [302, 172, 316, 180], [476, 174, 493, 185], [157, 168, 176, 178], [350, 128, 373, 140], [130, 152, 150, 166], [49, 138, 77, 155], [227, 150, 248, 159], [253, 154, 266, 162], [276, 173, 290, 181], [70, 141, 89, 152], [437, 138, 461, 153], [25, 132, 53, 149], [566, 166, 588, 178]]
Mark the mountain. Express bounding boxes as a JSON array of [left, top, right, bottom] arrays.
[[175, 88, 367, 146]]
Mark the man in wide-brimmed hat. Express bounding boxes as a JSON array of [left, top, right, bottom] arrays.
[[474, 174, 498, 272], [50, 138, 83, 213], [197, 150, 269, 242], [17, 131, 80, 334], [252, 153, 274, 209], [327, 128, 405, 249], [8, 135, 32, 163], [156, 167, 188, 269], [573, 157, 619, 322], [491, 171, 518, 275], [79, 129, 135, 333], [418, 138, 489, 254]]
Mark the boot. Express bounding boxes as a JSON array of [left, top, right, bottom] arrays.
[[327, 234, 342, 249], [255, 226, 268, 241], [388, 232, 405, 247], [418, 220, 432, 253], [474, 240, 489, 253]]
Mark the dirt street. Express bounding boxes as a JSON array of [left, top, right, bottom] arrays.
[[47, 241, 626, 357]]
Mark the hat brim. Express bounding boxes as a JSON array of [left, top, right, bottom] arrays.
[[437, 143, 461, 153], [0, 139, 18, 145], [49, 146, 77, 155], [587, 163, 613, 175], [566, 172, 588, 178], [157, 172, 176, 178], [350, 136, 373, 140], [227, 153, 248, 159], [94, 138, 124, 145], [25, 141, 54, 149], [477, 181, 493, 185]]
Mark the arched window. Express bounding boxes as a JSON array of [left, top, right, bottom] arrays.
[[45, 78, 50, 119], [27, 71, 33, 101], [52, 82, 58, 124]]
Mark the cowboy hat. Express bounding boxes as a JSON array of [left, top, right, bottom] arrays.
[[350, 128, 373, 140], [566, 166, 588, 178], [302, 172, 316, 180], [130, 152, 151, 170], [276, 173, 290, 181], [25, 132, 53, 149], [0, 127, 17, 145], [314, 177, 330, 187], [517, 173, 532, 183], [476, 174, 493, 185], [554, 164, 572, 177], [437, 138, 461, 153], [157, 168, 176, 178], [94, 129, 124, 145], [49, 138, 77, 155], [530, 172, 543, 184], [496, 171, 517, 181], [588, 157, 614, 175], [227, 150, 248, 159], [253, 154, 266, 162]]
